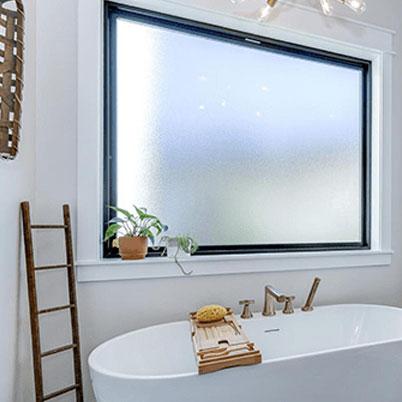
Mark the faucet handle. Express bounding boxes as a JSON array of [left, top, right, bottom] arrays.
[[283, 296, 295, 314], [239, 299, 255, 319]]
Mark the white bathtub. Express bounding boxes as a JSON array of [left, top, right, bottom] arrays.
[[89, 304, 402, 402]]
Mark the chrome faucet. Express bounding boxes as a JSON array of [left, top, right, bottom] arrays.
[[263, 285, 295, 316]]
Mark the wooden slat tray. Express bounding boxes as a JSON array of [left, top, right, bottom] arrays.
[[190, 309, 262, 374]]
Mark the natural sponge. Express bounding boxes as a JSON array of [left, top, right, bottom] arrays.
[[196, 305, 228, 323]]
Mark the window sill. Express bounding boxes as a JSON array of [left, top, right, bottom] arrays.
[[76, 250, 393, 283]]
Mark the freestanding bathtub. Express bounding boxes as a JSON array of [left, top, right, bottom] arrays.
[[89, 304, 402, 402]]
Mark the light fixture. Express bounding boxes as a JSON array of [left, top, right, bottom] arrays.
[[243, 0, 367, 21]]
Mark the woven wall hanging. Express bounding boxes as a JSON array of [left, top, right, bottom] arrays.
[[0, 0, 24, 160]]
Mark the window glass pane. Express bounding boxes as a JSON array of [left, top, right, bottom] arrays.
[[115, 16, 364, 246]]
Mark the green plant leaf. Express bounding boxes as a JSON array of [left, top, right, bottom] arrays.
[[133, 205, 147, 219], [138, 227, 154, 238], [108, 216, 125, 224], [109, 206, 140, 232], [104, 223, 121, 241], [175, 235, 199, 254], [108, 206, 133, 219], [143, 213, 159, 220]]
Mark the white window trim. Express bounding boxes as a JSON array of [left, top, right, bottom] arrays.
[[76, 0, 394, 282]]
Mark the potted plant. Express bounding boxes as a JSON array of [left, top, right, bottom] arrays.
[[105, 205, 167, 260], [159, 235, 198, 275], [163, 235, 198, 258]]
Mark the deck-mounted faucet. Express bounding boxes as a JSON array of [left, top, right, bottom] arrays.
[[263, 285, 295, 316]]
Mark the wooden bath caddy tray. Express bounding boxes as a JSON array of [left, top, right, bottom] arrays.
[[190, 309, 262, 374]]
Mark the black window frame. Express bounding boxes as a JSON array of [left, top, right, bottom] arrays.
[[103, 1, 372, 258]]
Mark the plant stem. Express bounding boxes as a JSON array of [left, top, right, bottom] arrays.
[[174, 256, 193, 276], [174, 247, 193, 276], [122, 221, 131, 236]]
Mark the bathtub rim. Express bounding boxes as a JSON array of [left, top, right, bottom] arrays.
[[88, 303, 402, 381]]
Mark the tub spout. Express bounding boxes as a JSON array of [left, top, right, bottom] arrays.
[[263, 285, 295, 316]]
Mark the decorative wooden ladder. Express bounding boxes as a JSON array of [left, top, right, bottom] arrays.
[[21, 201, 84, 402]]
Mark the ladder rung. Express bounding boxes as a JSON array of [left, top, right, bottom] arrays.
[[43, 384, 79, 401], [38, 304, 75, 315], [35, 264, 71, 271], [31, 224, 67, 229], [41, 344, 76, 358]]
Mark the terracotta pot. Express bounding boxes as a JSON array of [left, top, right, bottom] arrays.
[[118, 236, 148, 260]]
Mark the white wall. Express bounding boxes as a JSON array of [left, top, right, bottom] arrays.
[[16, 0, 402, 401], [15, 1, 79, 401], [0, 1, 36, 402]]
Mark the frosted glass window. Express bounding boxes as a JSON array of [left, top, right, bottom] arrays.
[[105, 6, 370, 254]]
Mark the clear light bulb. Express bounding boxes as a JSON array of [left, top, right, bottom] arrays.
[[341, 0, 366, 13], [320, 0, 334, 16]]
